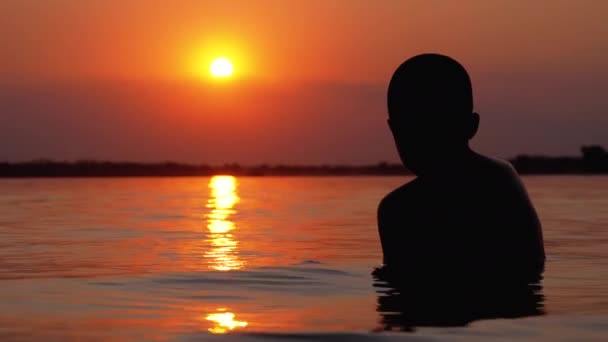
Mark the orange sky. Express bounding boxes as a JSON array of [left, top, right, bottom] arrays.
[[3, 0, 607, 83], [1, 0, 607, 163]]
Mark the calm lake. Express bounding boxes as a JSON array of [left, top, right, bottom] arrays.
[[1, 176, 607, 341]]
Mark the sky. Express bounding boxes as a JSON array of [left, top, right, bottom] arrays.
[[1, 0, 607, 164]]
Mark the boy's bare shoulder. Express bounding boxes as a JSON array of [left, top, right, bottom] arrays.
[[474, 153, 517, 174], [378, 154, 522, 216], [378, 177, 422, 215], [472, 153, 523, 186]]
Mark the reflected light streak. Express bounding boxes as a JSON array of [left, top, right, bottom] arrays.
[[206, 309, 248, 334], [205, 176, 244, 271]]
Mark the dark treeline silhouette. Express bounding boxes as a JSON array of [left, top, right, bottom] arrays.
[[0, 160, 407, 177], [0, 145, 606, 177], [512, 145, 608, 174]]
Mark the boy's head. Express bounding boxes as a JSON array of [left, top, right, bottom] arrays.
[[387, 54, 479, 175]]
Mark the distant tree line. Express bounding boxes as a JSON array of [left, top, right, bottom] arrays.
[[510, 145, 608, 174], [0, 160, 408, 177], [0, 146, 606, 177]]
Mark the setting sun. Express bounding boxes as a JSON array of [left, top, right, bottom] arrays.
[[210, 58, 234, 77]]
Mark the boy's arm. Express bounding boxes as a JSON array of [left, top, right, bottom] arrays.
[[377, 197, 392, 265], [502, 165, 546, 263]]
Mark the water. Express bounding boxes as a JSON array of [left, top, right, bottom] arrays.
[[0, 176, 607, 341]]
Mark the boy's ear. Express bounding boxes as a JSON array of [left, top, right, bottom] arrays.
[[468, 112, 480, 139]]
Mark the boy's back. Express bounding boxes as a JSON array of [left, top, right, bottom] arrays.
[[379, 54, 545, 281]]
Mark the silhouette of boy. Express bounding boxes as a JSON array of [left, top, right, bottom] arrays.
[[378, 54, 545, 281]]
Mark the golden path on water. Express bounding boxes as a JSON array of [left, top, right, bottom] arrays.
[[203, 177, 248, 333], [205, 175, 244, 271], [205, 308, 248, 334]]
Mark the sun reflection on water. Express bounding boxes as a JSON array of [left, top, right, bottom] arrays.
[[206, 308, 248, 334], [205, 176, 244, 271]]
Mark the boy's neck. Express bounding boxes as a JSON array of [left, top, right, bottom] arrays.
[[418, 144, 476, 179]]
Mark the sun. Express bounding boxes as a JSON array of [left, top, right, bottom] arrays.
[[210, 58, 234, 77]]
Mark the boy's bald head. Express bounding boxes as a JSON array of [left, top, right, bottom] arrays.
[[386, 54, 479, 175], [388, 53, 473, 118]]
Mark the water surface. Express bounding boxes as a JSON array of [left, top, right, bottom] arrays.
[[0, 176, 607, 340]]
